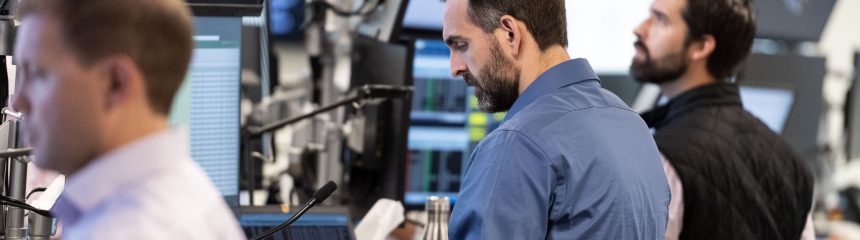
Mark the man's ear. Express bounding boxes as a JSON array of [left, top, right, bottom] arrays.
[[498, 15, 523, 57], [689, 34, 716, 62], [99, 56, 142, 112]]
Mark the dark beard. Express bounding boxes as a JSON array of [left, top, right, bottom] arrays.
[[629, 41, 689, 84], [465, 39, 521, 113]]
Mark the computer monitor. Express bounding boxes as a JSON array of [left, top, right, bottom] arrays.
[[755, 0, 836, 42], [404, 37, 505, 207], [401, 0, 444, 31], [737, 54, 825, 165], [343, 36, 412, 219], [169, 16, 242, 208], [240, 206, 355, 240], [847, 52, 860, 161], [268, 0, 304, 41], [738, 85, 795, 134]]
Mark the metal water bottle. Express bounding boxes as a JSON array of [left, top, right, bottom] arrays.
[[422, 196, 450, 240]]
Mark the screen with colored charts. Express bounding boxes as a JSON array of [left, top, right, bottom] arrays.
[[404, 38, 506, 206]]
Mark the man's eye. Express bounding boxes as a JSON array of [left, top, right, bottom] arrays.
[[655, 14, 667, 24], [28, 67, 45, 79], [455, 41, 468, 50]]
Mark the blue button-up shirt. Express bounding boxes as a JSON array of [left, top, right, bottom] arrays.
[[449, 59, 670, 239]]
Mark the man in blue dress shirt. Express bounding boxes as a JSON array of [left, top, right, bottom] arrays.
[[442, 0, 670, 239]]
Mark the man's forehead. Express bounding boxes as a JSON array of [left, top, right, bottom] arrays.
[[15, 15, 65, 65], [443, 0, 467, 11], [14, 16, 47, 57], [652, 0, 685, 16], [442, 0, 469, 38]]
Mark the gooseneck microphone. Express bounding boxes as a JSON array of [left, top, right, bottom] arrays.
[[250, 181, 338, 240]]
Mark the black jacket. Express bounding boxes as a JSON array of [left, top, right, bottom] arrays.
[[641, 83, 813, 240]]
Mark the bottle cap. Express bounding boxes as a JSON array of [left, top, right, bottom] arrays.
[[425, 196, 450, 212]]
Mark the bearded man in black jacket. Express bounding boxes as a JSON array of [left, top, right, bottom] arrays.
[[630, 0, 815, 239]]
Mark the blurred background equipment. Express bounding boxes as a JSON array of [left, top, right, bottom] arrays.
[[0, 0, 18, 109], [233, 0, 415, 239], [0, 109, 57, 240]]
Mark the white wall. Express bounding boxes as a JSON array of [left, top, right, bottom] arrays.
[[566, 0, 652, 75]]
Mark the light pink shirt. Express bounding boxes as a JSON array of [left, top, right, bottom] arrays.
[[54, 129, 245, 240]]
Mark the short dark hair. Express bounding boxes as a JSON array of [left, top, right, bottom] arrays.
[[18, 0, 194, 115], [682, 0, 756, 80], [448, 0, 568, 51]]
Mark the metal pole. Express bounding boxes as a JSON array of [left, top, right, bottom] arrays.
[[27, 210, 55, 240], [4, 120, 26, 240]]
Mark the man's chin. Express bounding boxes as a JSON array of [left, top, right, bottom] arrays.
[[31, 157, 50, 170], [632, 55, 646, 64], [30, 152, 56, 171]]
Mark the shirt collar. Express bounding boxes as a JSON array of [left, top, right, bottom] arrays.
[[503, 58, 599, 121], [640, 83, 742, 129], [62, 128, 190, 214]]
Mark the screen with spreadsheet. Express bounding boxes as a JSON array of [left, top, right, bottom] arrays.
[[404, 38, 505, 206], [169, 16, 242, 207]]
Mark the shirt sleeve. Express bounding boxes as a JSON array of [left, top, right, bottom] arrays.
[[448, 130, 555, 240], [661, 155, 684, 240], [800, 213, 815, 240]]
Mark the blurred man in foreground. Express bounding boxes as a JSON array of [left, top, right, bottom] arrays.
[[12, 0, 245, 239]]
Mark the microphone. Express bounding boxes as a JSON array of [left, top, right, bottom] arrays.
[[312, 181, 337, 202], [250, 181, 338, 240]]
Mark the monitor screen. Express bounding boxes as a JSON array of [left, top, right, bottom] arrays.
[[755, 0, 836, 41], [268, 0, 305, 40], [401, 0, 445, 31], [405, 38, 505, 206], [169, 16, 242, 207], [240, 207, 354, 240], [739, 85, 795, 134]]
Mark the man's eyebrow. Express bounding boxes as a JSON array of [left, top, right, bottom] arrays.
[[444, 35, 467, 47]]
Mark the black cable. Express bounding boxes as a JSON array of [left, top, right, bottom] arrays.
[[247, 95, 362, 137], [0, 195, 41, 209], [0, 200, 51, 217], [26, 187, 47, 200], [0, 0, 8, 10], [0, 196, 53, 217]]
